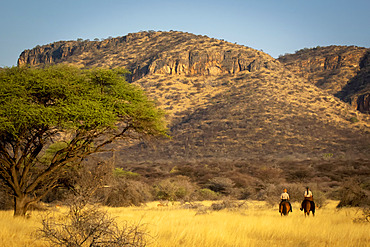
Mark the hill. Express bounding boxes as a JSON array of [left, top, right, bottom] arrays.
[[18, 31, 278, 81], [16, 32, 370, 190], [278, 46, 370, 114]]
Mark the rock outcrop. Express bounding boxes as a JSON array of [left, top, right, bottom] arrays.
[[18, 31, 279, 81], [279, 46, 370, 114]]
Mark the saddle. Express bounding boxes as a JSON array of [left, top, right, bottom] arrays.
[[304, 196, 313, 201]]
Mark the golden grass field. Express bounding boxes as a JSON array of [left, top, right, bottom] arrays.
[[0, 200, 369, 247]]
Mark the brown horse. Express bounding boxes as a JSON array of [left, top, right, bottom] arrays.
[[279, 201, 290, 216], [302, 200, 315, 217]]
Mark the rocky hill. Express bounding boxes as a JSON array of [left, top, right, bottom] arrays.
[[278, 46, 370, 114], [18, 31, 279, 81], [17, 31, 370, 166]]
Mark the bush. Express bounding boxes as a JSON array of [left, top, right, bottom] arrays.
[[311, 189, 328, 208], [39, 202, 148, 247], [113, 168, 140, 179], [353, 208, 370, 223], [237, 186, 255, 200], [99, 179, 152, 207], [254, 166, 283, 184], [197, 188, 219, 200], [337, 179, 369, 208], [39, 169, 150, 247], [153, 176, 197, 202], [259, 184, 280, 206], [349, 117, 359, 123], [210, 199, 246, 211], [207, 177, 235, 195]]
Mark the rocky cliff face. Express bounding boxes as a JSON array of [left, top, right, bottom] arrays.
[[18, 33, 370, 115], [279, 46, 370, 114], [18, 31, 279, 82]]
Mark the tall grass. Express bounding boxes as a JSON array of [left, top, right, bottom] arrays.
[[0, 210, 46, 247], [0, 201, 369, 247]]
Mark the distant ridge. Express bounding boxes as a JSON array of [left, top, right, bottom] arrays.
[[279, 46, 370, 114]]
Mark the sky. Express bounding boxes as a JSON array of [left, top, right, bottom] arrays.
[[1, 0, 369, 67]]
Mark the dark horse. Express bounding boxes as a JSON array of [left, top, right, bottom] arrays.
[[279, 201, 290, 216], [302, 200, 315, 217]]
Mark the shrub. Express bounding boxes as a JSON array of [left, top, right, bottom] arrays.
[[237, 186, 255, 200], [210, 199, 246, 211], [113, 168, 140, 179], [285, 183, 305, 203], [349, 117, 359, 123], [337, 179, 369, 208], [353, 208, 370, 223], [197, 188, 219, 200], [254, 166, 283, 184], [39, 203, 148, 247], [207, 177, 235, 195], [261, 184, 280, 206], [99, 179, 152, 207], [153, 176, 196, 202], [311, 189, 328, 208]]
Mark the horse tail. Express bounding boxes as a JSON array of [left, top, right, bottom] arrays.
[[303, 200, 311, 216], [283, 202, 289, 215]]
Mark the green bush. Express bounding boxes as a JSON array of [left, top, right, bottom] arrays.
[[113, 168, 140, 179], [197, 188, 219, 200], [349, 117, 359, 123]]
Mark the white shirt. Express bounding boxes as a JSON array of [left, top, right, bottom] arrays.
[[281, 192, 289, 200], [304, 190, 313, 197]]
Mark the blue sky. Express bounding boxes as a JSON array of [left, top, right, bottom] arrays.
[[1, 0, 369, 67]]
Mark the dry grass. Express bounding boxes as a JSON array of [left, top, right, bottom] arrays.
[[1, 201, 369, 247], [0, 210, 47, 247]]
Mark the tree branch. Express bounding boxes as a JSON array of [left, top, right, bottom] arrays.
[[92, 125, 131, 153]]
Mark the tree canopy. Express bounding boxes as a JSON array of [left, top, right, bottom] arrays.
[[0, 65, 167, 216]]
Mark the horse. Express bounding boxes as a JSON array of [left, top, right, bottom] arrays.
[[279, 201, 290, 216], [302, 200, 315, 217]]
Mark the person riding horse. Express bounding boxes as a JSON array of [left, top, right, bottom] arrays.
[[280, 189, 292, 212], [300, 187, 315, 214]]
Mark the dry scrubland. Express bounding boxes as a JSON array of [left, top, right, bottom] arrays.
[[8, 32, 370, 247], [0, 201, 369, 247]]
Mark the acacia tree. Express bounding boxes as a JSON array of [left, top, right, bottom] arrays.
[[0, 65, 167, 216]]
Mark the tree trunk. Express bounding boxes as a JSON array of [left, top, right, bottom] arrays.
[[14, 195, 31, 217]]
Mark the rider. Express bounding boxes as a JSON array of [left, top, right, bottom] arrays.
[[280, 188, 292, 212], [300, 187, 315, 213]]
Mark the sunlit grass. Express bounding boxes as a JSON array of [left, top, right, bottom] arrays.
[[0, 201, 369, 247], [0, 210, 46, 247]]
